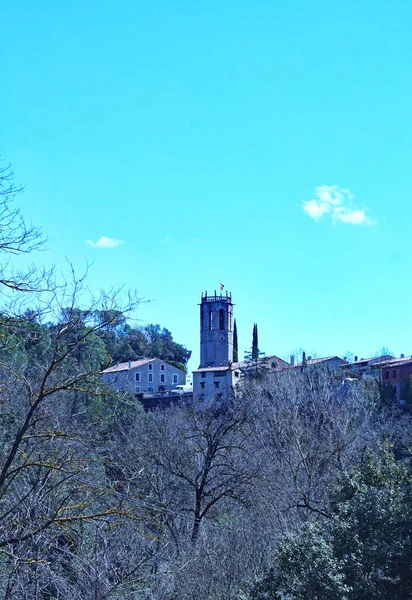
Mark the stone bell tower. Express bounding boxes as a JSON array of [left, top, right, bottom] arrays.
[[199, 290, 234, 368]]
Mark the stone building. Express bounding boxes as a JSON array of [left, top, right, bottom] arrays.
[[102, 358, 186, 394], [193, 291, 240, 398]]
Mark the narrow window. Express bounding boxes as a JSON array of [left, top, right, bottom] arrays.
[[148, 363, 153, 371], [135, 386, 140, 393], [200, 382, 205, 389], [160, 373, 165, 383], [219, 309, 225, 330], [161, 364, 165, 371], [393, 370, 397, 378], [209, 310, 213, 330], [201, 372, 206, 378], [135, 373, 140, 382], [385, 371, 389, 379], [173, 374, 178, 384], [214, 381, 220, 388], [148, 373, 153, 382]]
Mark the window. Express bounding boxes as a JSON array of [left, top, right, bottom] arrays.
[[201, 372, 206, 378], [234, 371, 240, 378], [393, 370, 397, 378], [200, 382, 205, 389], [135, 386, 140, 393], [148, 363, 153, 371], [148, 373, 153, 382], [160, 373, 165, 383], [161, 364, 165, 371], [135, 372, 140, 382], [147, 387, 153, 392], [214, 371, 226, 377], [385, 371, 390, 379], [214, 381, 220, 389], [219, 309, 225, 330], [209, 310, 213, 330], [173, 374, 178, 384]]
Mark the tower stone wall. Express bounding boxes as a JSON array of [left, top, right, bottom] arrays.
[[199, 291, 234, 368]]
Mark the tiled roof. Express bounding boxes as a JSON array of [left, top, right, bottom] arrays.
[[346, 355, 393, 366], [193, 365, 233, 373], [294, 356, 347, 367], [373, 356, 412, 368], [101, 358, 157, 374], [233, 355, 289, 370], [344, 355, 412, 368]]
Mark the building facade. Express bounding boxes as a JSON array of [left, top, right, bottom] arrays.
[[379, 357, 412, 403], [102, 358, 186, 394], [199, 290, 234, 368], [194, 290, 236, 398]]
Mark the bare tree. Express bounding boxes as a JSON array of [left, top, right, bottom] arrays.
[[246, 366, 378, 526], [133, 398, 256, 547], [0, 161, 49, 294]]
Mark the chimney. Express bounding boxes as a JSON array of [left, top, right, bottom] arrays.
[[290, 355, 295, 366], [401, 353, 405, 358], [354, 356, 358, 362]]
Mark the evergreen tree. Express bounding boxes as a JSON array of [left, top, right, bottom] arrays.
[[244, 323, 267, 380], [233, 319, 238, 363], [402, 375, 412, 403], [252, 323, 258, 360]]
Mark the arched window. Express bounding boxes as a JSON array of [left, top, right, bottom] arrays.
[[209, 310, 213, 330], [219, 309, 225, 330]]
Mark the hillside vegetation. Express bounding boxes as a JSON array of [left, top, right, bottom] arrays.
[[0, 163, 411, 599]]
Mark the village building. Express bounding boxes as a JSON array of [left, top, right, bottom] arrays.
[[102, 358, 186, 394], [293, 355, 348, 370], [192, 290, 237, 399]]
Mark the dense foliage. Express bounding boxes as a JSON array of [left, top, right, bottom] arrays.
[[251, 448, 412, 600], [0, 310, 191, 373]]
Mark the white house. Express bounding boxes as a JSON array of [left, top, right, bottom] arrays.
[[102, 358, 186, 394]]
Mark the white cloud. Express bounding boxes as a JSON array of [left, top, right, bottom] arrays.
[[302, 199, 329, 220], [303, 185, 374, 226], [86, 236, 124, 248]]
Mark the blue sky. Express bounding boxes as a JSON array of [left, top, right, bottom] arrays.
[[2, 0, 412, 372]]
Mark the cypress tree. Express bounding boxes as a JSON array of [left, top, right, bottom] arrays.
[[252, 323, 258, 360], [233, 319, 238, 363]]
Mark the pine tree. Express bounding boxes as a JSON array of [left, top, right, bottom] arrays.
[[233, 319, 238, 363]]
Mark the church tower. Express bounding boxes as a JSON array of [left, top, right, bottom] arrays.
[[199, 290, 234, 368]]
